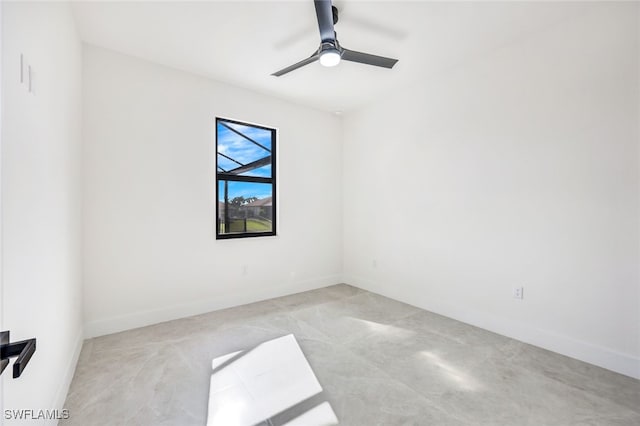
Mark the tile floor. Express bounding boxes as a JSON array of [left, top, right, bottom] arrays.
[[62, 284, 640, 425], [207, 334, 338, 425]]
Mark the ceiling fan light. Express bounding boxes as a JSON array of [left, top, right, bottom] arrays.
[[319, 49, 341, 67]]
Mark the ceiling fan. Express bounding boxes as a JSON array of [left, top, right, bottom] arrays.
[[272, 0, 399, 77]]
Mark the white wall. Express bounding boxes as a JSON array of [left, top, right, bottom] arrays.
[[343, 3, 640, 378], [1, 1, 84, 423], [82, 46, 343, 337]]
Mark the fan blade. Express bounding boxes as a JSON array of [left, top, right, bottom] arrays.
[[314, 0, 335, 42], [271, 53, 320, 77], [341, 49, 398, 69]]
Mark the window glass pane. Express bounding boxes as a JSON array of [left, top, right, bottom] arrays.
[[217, 122, 272, 178], [217, 181, 273, 235]]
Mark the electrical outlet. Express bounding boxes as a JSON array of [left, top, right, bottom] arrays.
[[372, 259, 377, 268], [241, 265, 248, 275], [513, 287, 524, 300]]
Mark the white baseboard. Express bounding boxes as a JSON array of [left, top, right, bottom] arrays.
[[84, 274, 343, 339], [49, 327, 84, 426], [344, 274, 640, 380]]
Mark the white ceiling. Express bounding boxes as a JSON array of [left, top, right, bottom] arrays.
[[71, 1, 592, 113]]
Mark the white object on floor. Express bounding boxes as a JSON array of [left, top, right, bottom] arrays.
[[207, 334, 338, 426]]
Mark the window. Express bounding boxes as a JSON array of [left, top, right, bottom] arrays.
[[216, 117, 276, 239]]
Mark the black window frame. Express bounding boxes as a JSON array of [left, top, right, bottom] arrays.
[[215, 117, 277, 240]]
